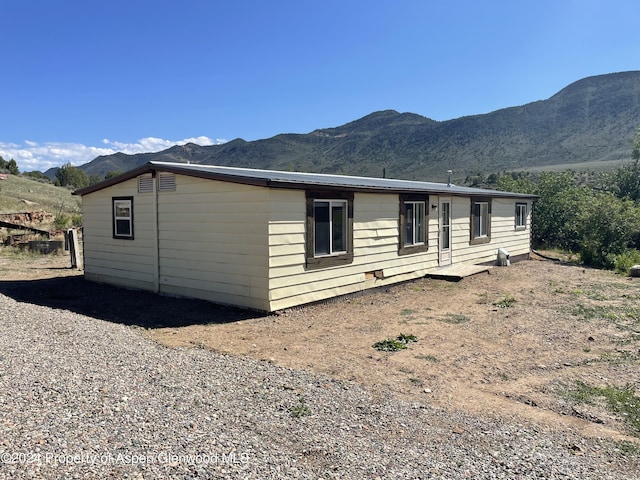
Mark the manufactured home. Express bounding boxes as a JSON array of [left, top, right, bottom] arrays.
[[74, 162, 536, 312]]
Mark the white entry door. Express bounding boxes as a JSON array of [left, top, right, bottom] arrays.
[[439, 197, 452, 267]]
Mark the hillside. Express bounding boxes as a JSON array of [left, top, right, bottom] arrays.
[[75, 71, 640, 182], [0, 175, 81, 228]]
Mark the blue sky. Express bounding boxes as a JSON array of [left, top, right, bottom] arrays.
[[1, 0, 639, 172]]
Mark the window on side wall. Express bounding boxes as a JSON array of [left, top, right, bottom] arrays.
[[306, 191, 354, 269], [112, 197, 134, 239], [470, 197, 491, 245], [515, 202, 527, 230], [399, 194, 429, 255]]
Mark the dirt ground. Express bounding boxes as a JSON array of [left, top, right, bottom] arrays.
[[2, 250, 640, 444]]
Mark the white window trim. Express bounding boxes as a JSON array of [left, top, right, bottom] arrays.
[[113, 197, 134, 239], [515, 203, 527, 230], [475, 202, 489, 238], [404, 200, 426, 246], [470, 198, 491, 245], [313, 199, 348, 257], [398, 194, 429, 256], [305, 191, 354, 270]]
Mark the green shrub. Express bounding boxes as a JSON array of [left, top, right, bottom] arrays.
[[396, 333, 418, 343], [290, 396, 311, 418], [373, 333, 418, 352], [577, 192, 640, 269], [498, 168, 640, 271], [373, 339, 407, 352], [53, 213, 70, 230], [615, 249, 640, 275], [493, 294, 517, 308], [71, 214, 83, 227]]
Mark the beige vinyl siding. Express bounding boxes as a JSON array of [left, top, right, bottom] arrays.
[[267, 193, 532, 311], [267, 191, 440, 311], [81, 172, 533, 312], [82, 178, 156, 291], [156, 174, 271, 311], [489, 198, 532, 257], [450, 197, 532, 265]]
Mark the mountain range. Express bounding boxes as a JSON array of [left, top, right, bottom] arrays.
[[72, 71, 640, 183]]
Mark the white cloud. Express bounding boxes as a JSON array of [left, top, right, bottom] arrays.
[[0, 136, 226, 172]]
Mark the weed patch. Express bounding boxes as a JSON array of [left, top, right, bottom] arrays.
[[563, 380, 640, 436], [598, 350, 639, 365], [476, 292, 490, 304], [1, 246, 45, 259], [290, 396, 311, 418], [373, 333, 418, 352], [616, 440, 640, 457], [440, 313, 471, 324], [493, 294, 517, 308], [397, 333, 417, 343], [373, 339, 406, 352], [568, 303, 640, 329], [415, 354, 438, 362]]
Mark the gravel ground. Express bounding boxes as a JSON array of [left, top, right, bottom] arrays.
[[1, 292, 639, 479]]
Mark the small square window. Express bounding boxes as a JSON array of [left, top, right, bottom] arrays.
[[112, 197, 134, 239]]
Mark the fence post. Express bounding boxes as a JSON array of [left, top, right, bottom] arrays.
[[67, 228, 83, 270]]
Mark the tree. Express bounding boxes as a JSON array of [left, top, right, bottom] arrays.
[[603, 126, 640, 203], [55, 163, 89, 189], [7, 158, 19, 175], [497, 171, 590, 251], [578, 192, 640, 268], [0, 157, 18, 174], [633, 125, 640, 161], [496, 173, 536, 195], [607, 160, 640, 202], [533, 172, 592, 251], [87, 174, 101, 185], [23, 170, 51, 182], [105, 170, 124, 180]]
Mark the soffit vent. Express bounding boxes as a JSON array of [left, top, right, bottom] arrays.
[[138, 175, 153, 193], [158, 173, 176, 192]]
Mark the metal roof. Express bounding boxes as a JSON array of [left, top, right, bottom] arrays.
[[74, 161, 537, 199]]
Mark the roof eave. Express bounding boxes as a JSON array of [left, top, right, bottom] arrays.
[[72, 163, 154, 196], [73, 161, 538, 199]]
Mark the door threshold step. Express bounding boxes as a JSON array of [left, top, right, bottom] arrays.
[[427, 264, 492, 281]]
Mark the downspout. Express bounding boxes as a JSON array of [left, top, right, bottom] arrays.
[[152, 171, 160, 293]]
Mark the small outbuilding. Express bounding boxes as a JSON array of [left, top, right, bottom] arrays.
[[74, 162, 536, 312]]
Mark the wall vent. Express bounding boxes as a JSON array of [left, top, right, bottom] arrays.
[[158, 173, 176, 192], [138, 175, 153, 193]]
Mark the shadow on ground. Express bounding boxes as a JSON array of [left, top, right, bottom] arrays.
[[0, 275, 260, 328]]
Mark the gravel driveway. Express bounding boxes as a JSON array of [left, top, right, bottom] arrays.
[[1, 282, 639, 479]]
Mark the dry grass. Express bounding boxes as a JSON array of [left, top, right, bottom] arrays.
[[0, 175, 80, 220]]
